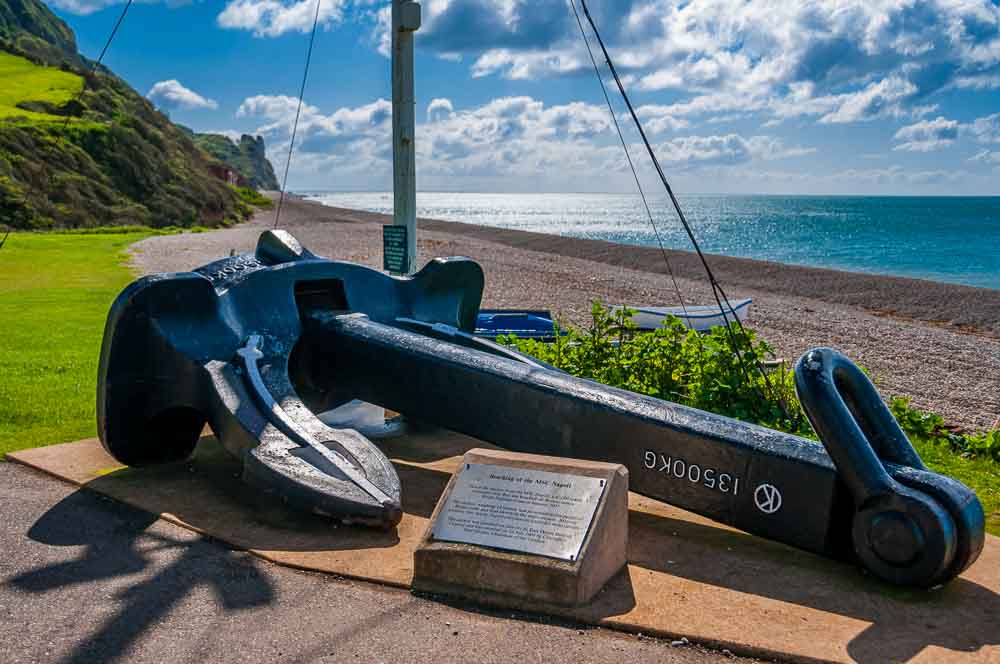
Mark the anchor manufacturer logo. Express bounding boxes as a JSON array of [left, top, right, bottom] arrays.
[[754, 483, 782, 514]]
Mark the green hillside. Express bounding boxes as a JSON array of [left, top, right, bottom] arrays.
[[0, 0, 253, 229], [0, 0, 78, 65], [0, 50, 80, 120]]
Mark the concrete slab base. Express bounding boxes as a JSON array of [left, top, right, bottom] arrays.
[[8, 433, 1000, 663], [413, 448, 629, 607]]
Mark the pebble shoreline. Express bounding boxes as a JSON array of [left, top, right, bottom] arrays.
[[129, 196, 1000, 432]]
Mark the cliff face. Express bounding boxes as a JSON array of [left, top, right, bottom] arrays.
[[0, 0, 246, 229], [193, 132, 280, 191], [242, 134, 280, 190]]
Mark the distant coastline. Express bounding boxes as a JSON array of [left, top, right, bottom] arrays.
[[304, 191, 1000, 291]]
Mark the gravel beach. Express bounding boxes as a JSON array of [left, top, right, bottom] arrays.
[[130, 195, 1000, 432]]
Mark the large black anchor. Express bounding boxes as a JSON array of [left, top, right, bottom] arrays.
[[97, 230, 984, 586]]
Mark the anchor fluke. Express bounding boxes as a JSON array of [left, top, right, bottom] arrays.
[[95, 229, 481, 528], [236, 334, 402, 528]]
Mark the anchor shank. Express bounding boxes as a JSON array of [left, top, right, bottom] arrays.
[[316, 314, 853, 558]]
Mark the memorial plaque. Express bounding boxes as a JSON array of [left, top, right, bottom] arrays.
[[382, 224, 409, 274], [432, 463, 606, 561], [415, 448, 629, 606]]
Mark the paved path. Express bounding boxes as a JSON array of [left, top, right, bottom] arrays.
[[0, 462, 751, 663]]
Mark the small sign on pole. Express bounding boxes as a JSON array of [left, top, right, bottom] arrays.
[[383, 224, 410, 275], [392, 0, 420, 275]]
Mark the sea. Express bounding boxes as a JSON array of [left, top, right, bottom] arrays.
[[304, 192, 1000, 290]]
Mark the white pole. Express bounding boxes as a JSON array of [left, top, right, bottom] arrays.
[[391, 0, 420, 275]]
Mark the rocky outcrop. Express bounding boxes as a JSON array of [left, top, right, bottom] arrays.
[[193, 132, 280, 191]]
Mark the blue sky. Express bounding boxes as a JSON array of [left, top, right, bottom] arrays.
[[49, 0, 1000, 195]]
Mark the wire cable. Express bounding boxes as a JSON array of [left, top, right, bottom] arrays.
[[567, 0, 694, 325], [61, 0, 135, 132], [273, 0, 324, 229], [95, 0, 134, 65], [568, 0, 708, 386], [576, 0, 783, 410]]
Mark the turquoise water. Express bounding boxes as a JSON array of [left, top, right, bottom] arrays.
[[306, 192, 1000, 290]]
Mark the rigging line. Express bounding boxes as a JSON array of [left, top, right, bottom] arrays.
[[568, 0, 708, 388], [61, 0, 135, 132], [273, 0, 323, 230], [567, 0, 695, 327], [0, 227, 9, 250], [95, 0, 134, 65], [577, 0, 783, 408]]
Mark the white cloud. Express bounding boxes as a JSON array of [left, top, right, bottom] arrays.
[[49, 0, 192, 15], [746, 136, 817, 160], [47, 0, 119, 13], [635, 106, 690, 134], [237, 92, 819, 188], [147, 79, 218, 110], [969, 113, 1000, 144], [647, 134, 814, 169], [893, 116, 960, 152], [820, 166, 973, 186], [655, 134, 752, 167], [415, 1, 1000, 129], [970, 150, 1000, 164], [469, 49, 583, 80], [237, 94, 391, 151], [217, 0, 348, 37], [953, 75, 1000, 90], [426, 98, 454, 122], [817, 77, 918, 124]]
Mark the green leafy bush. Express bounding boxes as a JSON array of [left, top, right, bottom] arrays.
[[231, 185, 273, 209], [504, 302, 1000, 463], [965, 430, 1000, 462], [891, 396, 1000, 463], [502, 302, 811, 435]]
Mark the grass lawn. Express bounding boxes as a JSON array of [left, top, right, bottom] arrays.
[[0, 51, 82, 122], [0, 230, 150, 455], [0, 229, 997, 536], [911, 439, 1000, 536]]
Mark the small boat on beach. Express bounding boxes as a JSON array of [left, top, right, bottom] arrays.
[[612, 298, 752, 332], [474, 309, 563, 341]]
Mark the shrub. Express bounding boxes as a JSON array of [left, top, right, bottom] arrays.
[[502, 302, 811, 436], [231, 185, 273, 209], [504, 302, 1000, 462], [891, 396, 1000, 463]]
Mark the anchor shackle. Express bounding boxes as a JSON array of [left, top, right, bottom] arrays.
[[795, 348, 984, 586]]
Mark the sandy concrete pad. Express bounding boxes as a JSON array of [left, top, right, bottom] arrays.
[[8, 435, 1000, 663]]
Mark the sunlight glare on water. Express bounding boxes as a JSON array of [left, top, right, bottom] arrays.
[[305, 192, 1000, 290]]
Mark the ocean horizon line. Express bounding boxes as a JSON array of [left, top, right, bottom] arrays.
[[305, 191, 1000, 291], [297, 190, 1000, 199]]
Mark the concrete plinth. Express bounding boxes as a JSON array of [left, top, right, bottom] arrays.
[[413, 448, 628, 607]]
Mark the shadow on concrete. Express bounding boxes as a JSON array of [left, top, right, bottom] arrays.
[[79, 437, 403, 552], [16, 432, 997, 662], [386, 428, 1000, 659], [379, 425, 490, 464], [626, 509, 1000, 663], [6, 491, 275, 664], [413, 565, 638, 634]]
